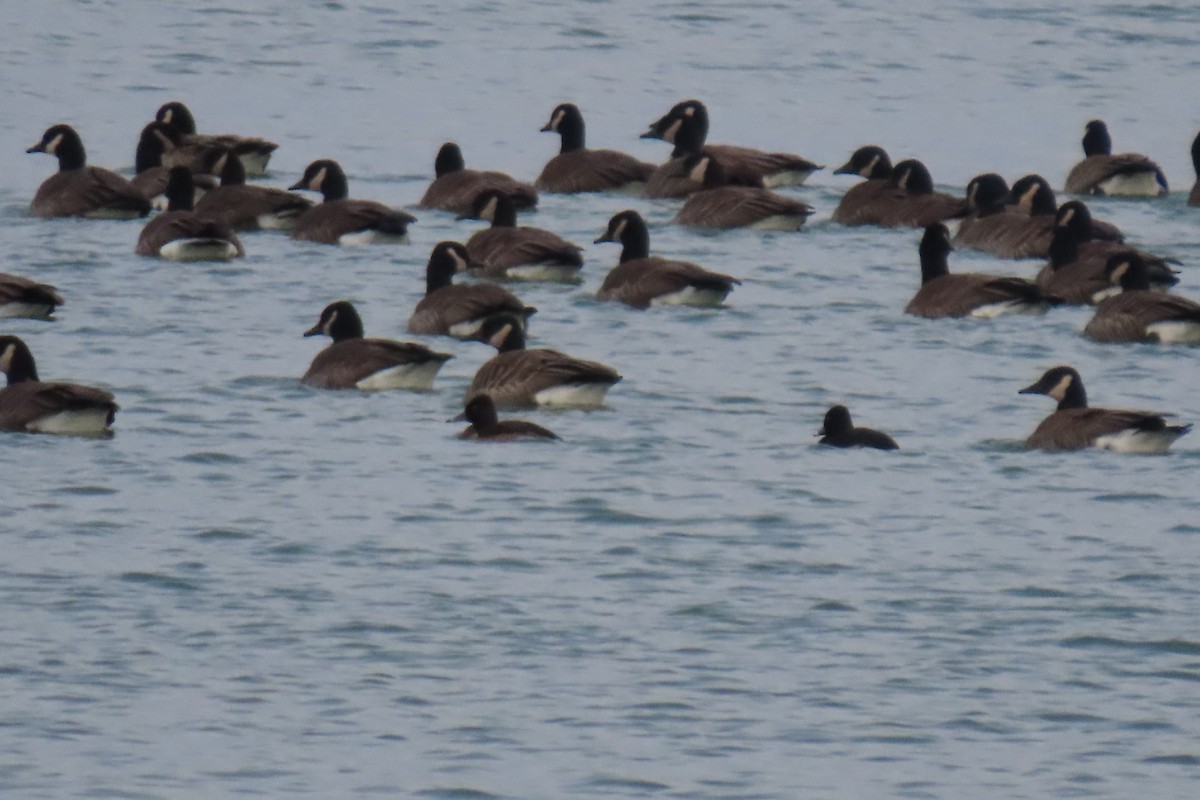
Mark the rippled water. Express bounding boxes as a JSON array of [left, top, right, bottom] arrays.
[[3, 2, 1200, 797]]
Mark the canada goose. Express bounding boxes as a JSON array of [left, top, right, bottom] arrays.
[[1083, 254, 1200, 344], [453, 394, 560, 441], [288, 159, 416, 245], [135, 167, 244, 261], [1064, 120, 1167, 197], [0, 273, 63, 320], [0, 335, 117, 435], [673, 154, 813, 230], [302, 301, 452, 391], [640, 99, 821, 198], [905, 223, 1059, 318], [129, 121, 216, 209], [872, 159, 969, 228], [1019, 366, 1190, 453], [1189, 131, 1200, 207], [193, 148, 312, 231], [831, 145, 896, 225], [418, 142, 538, 214], [816, 405, 899, 450], [593, 210, 740, 307], [1003, 174, 1124, 250], [458, 190, 583, 281], [467, 314, 621, 408], [155, 101, 278, 176], [26, 124, 150, 219], [536, 103, 655, 193], [407, 241, 536, 338], [1036, 201, 1177, 304]]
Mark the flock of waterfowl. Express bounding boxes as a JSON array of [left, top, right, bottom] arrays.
[[4, 99, 1199, 450]]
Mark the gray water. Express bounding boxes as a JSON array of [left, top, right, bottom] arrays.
[[3, 2, 1200, 797]]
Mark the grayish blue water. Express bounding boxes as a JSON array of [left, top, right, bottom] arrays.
[[2, 1, 1199, 797]]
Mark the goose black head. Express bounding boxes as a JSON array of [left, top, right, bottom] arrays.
[[1019, 366, 1087, 410], [289, 159, 348, 201], [834, 146, 893, 179], [304, 301, 364, 342], [27, 124, 87, 171]]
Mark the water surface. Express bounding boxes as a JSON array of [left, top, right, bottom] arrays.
[[2, 2, 1199, 797]]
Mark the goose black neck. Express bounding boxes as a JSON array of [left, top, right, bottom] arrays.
[[918, 232, 951, 284], [319, 167, 349, 202], [218, 151, 246, 186], [435, 144, 465, 177], [1082, 123, 1112, 157], [0, 338, 39, 384], [671, 108, 709, 158], [618, 216, 651, 263], [56, 133, 87, 171], [1048, 226, 1079, 269], [489, 195, 518, 228], [1192, 132, 1200, 177], [558, 113, 586, 154], [134, 143, 159, 174], [135, 124, 175, 173], [1058, 379, 1087, 411], [165, 168, 195, 212], [693, 157, 729, 190], [425, 251, 457, 294]]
